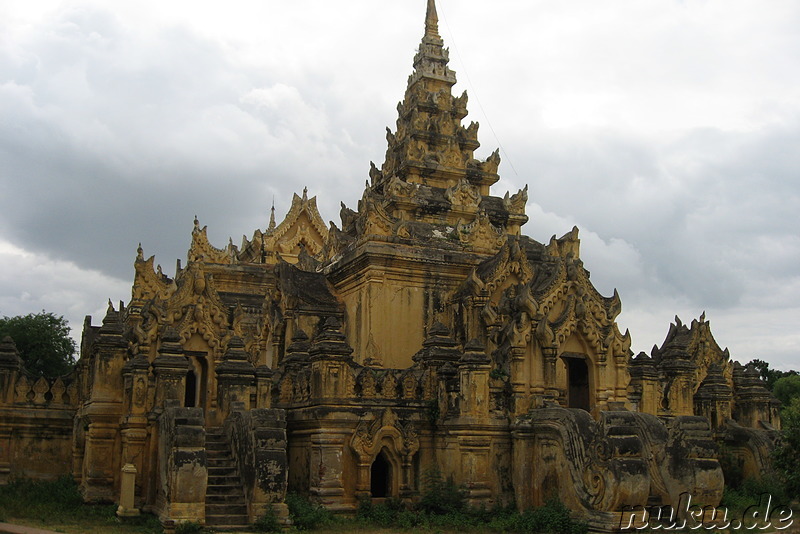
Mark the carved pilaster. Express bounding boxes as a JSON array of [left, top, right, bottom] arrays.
[[458, 339, 491, 418]]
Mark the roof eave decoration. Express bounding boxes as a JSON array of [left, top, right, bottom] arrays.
[[188, 217, 238, 265]]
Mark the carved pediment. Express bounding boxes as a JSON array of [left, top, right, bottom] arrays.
[[264, 188, 329, 262]]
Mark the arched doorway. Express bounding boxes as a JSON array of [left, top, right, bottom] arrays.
[[564, 355, 590, 411], [370, 449, 392, 498]]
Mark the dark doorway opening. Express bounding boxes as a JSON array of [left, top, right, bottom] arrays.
[[185, 370, 197, 408], [370, 450, 391, 498], [566, 357, 590, 411]]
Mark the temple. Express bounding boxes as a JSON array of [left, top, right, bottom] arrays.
[[0, 0, 781, 530]]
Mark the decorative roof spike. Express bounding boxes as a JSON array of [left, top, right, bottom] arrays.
[[268, 203, 276, 232], [425, 0, 439, 39]]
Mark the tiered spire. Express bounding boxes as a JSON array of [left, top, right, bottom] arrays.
[[373, 0, 499, 195], [334, 0, 527, 250]]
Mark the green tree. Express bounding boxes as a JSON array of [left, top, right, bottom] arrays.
[[773, 397, 800, 499], [0, 312, 77, 377], [773, 374, 800, 408], [747, 359, 787, 390]]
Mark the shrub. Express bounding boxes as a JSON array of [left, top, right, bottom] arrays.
[[174, 521, 204, 534], [774, 397, 800, 499], [513, 497, 588, 534], [285, 492, 334, 530], [418, 468, 467, 515], [721, 475, 790, 514], [253, 504, 281, 532], [357, 496, 406, 527]]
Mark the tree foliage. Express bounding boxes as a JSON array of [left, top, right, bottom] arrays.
[[0, 311, 77, 377], [747, 359, 796, 391], [773, 374, 800, 408], [773, 397, 800, 500]]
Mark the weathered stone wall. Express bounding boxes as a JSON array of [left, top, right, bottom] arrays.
[[224, 407, 289, 522], [156, 405, 207, 525], [0, 337, 79, 483]]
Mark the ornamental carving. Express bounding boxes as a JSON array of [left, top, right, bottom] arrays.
[[350, 408, 420, 460], [445, 178, 480, 208], [457, 212, 505, 250]]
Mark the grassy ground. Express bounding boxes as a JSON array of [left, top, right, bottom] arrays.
[[0, 477, 162, 533]]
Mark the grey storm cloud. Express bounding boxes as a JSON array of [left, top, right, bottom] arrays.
[[1, 0, 798, 369]]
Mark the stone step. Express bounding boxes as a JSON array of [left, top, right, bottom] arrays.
[[208, 465, 237, 476], [206, 492, 246, 503], [206, 450, 234, 460], [206, 484, 244, 499], [204, 427, 249, 526], [208, 475, 242, 486], [205, 514, 250, 527], [206, 457, 235, 466], [206, 503, 248, 515]]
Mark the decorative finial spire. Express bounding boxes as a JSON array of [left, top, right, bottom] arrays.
[[425, 0, 439, 39], [268, 202, 276, 232], [409, 0, 455, 87], [302, 186, 308, 201]]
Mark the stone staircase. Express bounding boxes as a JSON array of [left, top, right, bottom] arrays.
[[205, 427, 249, 529]]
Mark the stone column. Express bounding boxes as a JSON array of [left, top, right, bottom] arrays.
[[159, 406, 207, 525], [542, 346, 559, 403], [509, 345, 528, 415], [152, 328, 189, 410], [0, 336, 21, 405], [309, 318, 354, 400], [459, 339, 491, 418], [81, 419, 120, 502], [309, 429, 350, 511], [254, 365, 273, 409], [121, 353, 150, 483], [215, 336, 256, 418], [81, 304, 128, 502]]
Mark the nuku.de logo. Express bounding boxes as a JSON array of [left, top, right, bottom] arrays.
[[620, 493, 793, 530]]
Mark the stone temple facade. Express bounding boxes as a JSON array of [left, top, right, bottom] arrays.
[[0, 0, 782, 530]]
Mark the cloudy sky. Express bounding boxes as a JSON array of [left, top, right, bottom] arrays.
[[1, 0, 798, 370]]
